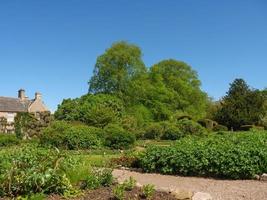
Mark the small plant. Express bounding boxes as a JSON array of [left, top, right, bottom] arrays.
[[85, 168, 113, 189], [112, 184, 125, 200], [122, 176, 136, 191], [141, 184, 155, 199]]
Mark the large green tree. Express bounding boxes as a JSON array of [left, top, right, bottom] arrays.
[[89, 41, 146, 94], [149, 59, 208, 119], [215, 79, 266, 130]]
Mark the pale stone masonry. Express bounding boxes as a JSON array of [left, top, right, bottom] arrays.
[[0, 89, 49, 133]]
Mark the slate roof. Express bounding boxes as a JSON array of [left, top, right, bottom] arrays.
[[0, 97, 32, 112]]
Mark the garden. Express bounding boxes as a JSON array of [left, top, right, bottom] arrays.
[[1, 41, 267, 199]]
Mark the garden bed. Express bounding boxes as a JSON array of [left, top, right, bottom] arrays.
[[48, 187, 176, 200]]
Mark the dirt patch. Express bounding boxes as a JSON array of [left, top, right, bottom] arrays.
[[48, 187, 176, 200]]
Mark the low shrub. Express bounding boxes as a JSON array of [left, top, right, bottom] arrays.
[[104, 124, 136, 149], [177, 119, 206, 136], [0, 144, 75, 197], [113, 184, 125, 200], [84, 168, 113, 189], [64, 125, 102, 150], [40, 121, 102, 150], [122, 176, 136, 191], [0, 134, 20, 147], [144, 120, 205, 140], [143, 122, 163, 139], [141, 184, 155, 199], [160, 122, 182, 140], [140, 131, 267, 179]]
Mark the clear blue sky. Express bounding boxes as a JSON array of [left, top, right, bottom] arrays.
[[0, 0, 266, 111]]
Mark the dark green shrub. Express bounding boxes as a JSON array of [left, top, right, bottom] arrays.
[[160, 122, 182, 140], [177, 119, 206, 136], [64, 125, 102, 150], [240, 125, 254, 131], [40, 121, 102, 150], [0, 134, 20, 147], [143, 122, 164, 139], [140, 131, 267, 179], [40, 121, 70, 147], [104, 124, 136, 149]]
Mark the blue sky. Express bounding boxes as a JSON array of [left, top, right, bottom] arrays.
[[0, 0, 266, 111]]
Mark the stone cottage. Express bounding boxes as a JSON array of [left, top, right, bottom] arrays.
[[0, 89, 49, 133]]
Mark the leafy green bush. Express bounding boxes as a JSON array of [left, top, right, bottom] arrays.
[[140, 131, 267, 179], [122, 176, 136, 191], [112, 184, 125, 200], [0, 144, 75, 197], [40, 121, 70, 147], [64, 125, 102, 150], [84, 168, 113, 189], [0, 134, 20, 147], [40, 121, 102, 150], [177, 119, 206, 136], [141, 184, 155, 199], [55, 94, 124, 128], [160, 122, 182, 140], [104, 124, 136, 149], [143, 122, 164, 139], [144, 120, 203, 140]]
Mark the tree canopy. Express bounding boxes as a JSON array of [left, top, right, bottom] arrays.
[[89, 41, 146, 94], [215, 79, 266, 130]]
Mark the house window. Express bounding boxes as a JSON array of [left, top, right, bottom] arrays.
[[7, 113, 15, 123]]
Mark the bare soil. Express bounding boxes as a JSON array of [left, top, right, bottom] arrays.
[[48, 186, 176, 200], [113, 169, 267, 200]]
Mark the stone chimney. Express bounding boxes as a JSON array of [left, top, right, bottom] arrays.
[[18, 89, 26, 100], [35, 92, 42, 100]]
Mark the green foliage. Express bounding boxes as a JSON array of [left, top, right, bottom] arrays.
[[40, 121, 102, 150], [122, 176, 136, 191], [141, 184, 155, 199], [140, 131, 267, 179], [84, 168, 113, 189], [55, 94, 124, 128], [0, 144, 75, 197], [143, 120, 205, 140], [15, 112, 37, 139], [150, 59, 208, 119], [15, 112, 53, 139], [0, 134, 20, 147], [104, 124, 136, 149], [160, 121, 183, 140], [64, 125, 102, 150], [144, 122, 164, 139], [177, 119, 206, 136], [89, 41, 146, 94], [113, 184, 126, 200], [215, 79, 267, 130]]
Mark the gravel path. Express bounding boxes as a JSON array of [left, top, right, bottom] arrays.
[[113, 169, 267, 200]]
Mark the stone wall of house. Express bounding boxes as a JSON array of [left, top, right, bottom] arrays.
[[0, 112, 16, 133]]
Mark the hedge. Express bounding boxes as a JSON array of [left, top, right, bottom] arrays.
[[140, 131, 267, 179]]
